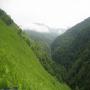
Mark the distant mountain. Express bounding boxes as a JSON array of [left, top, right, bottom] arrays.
[[24, 29, 60, 45], [51, 17, 90, 90], [0, 9, 71, 90]]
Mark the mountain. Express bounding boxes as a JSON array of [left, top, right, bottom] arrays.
[[51, 17, 90, 69], [24, 30, 59, 45], [51, 17, 90, 90], [66, 27, 90, 90], [0, 9, 71, 90]]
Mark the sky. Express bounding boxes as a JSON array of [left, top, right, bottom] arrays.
[[0, 0, 90, 32]]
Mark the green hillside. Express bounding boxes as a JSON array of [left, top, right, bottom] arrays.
[[0, 9, 71, 90], [51, 18, 90, 90]]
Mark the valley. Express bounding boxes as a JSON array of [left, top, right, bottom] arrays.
[[24, 17, 90, 90], [0, 9, 90, 90]]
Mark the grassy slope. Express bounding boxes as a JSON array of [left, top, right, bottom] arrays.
[[0, 13, 70, 90]]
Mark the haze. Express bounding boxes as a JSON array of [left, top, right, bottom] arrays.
[[0, 0, 90, 32]]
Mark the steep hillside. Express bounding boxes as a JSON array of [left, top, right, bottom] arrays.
[[51, 18, 90, 69], [0, 9, 71, 90], [51, 18, 90, 90], [66, 27, 90, 90]]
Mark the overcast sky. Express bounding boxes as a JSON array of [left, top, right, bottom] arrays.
[[0, 0, 90, 32]]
